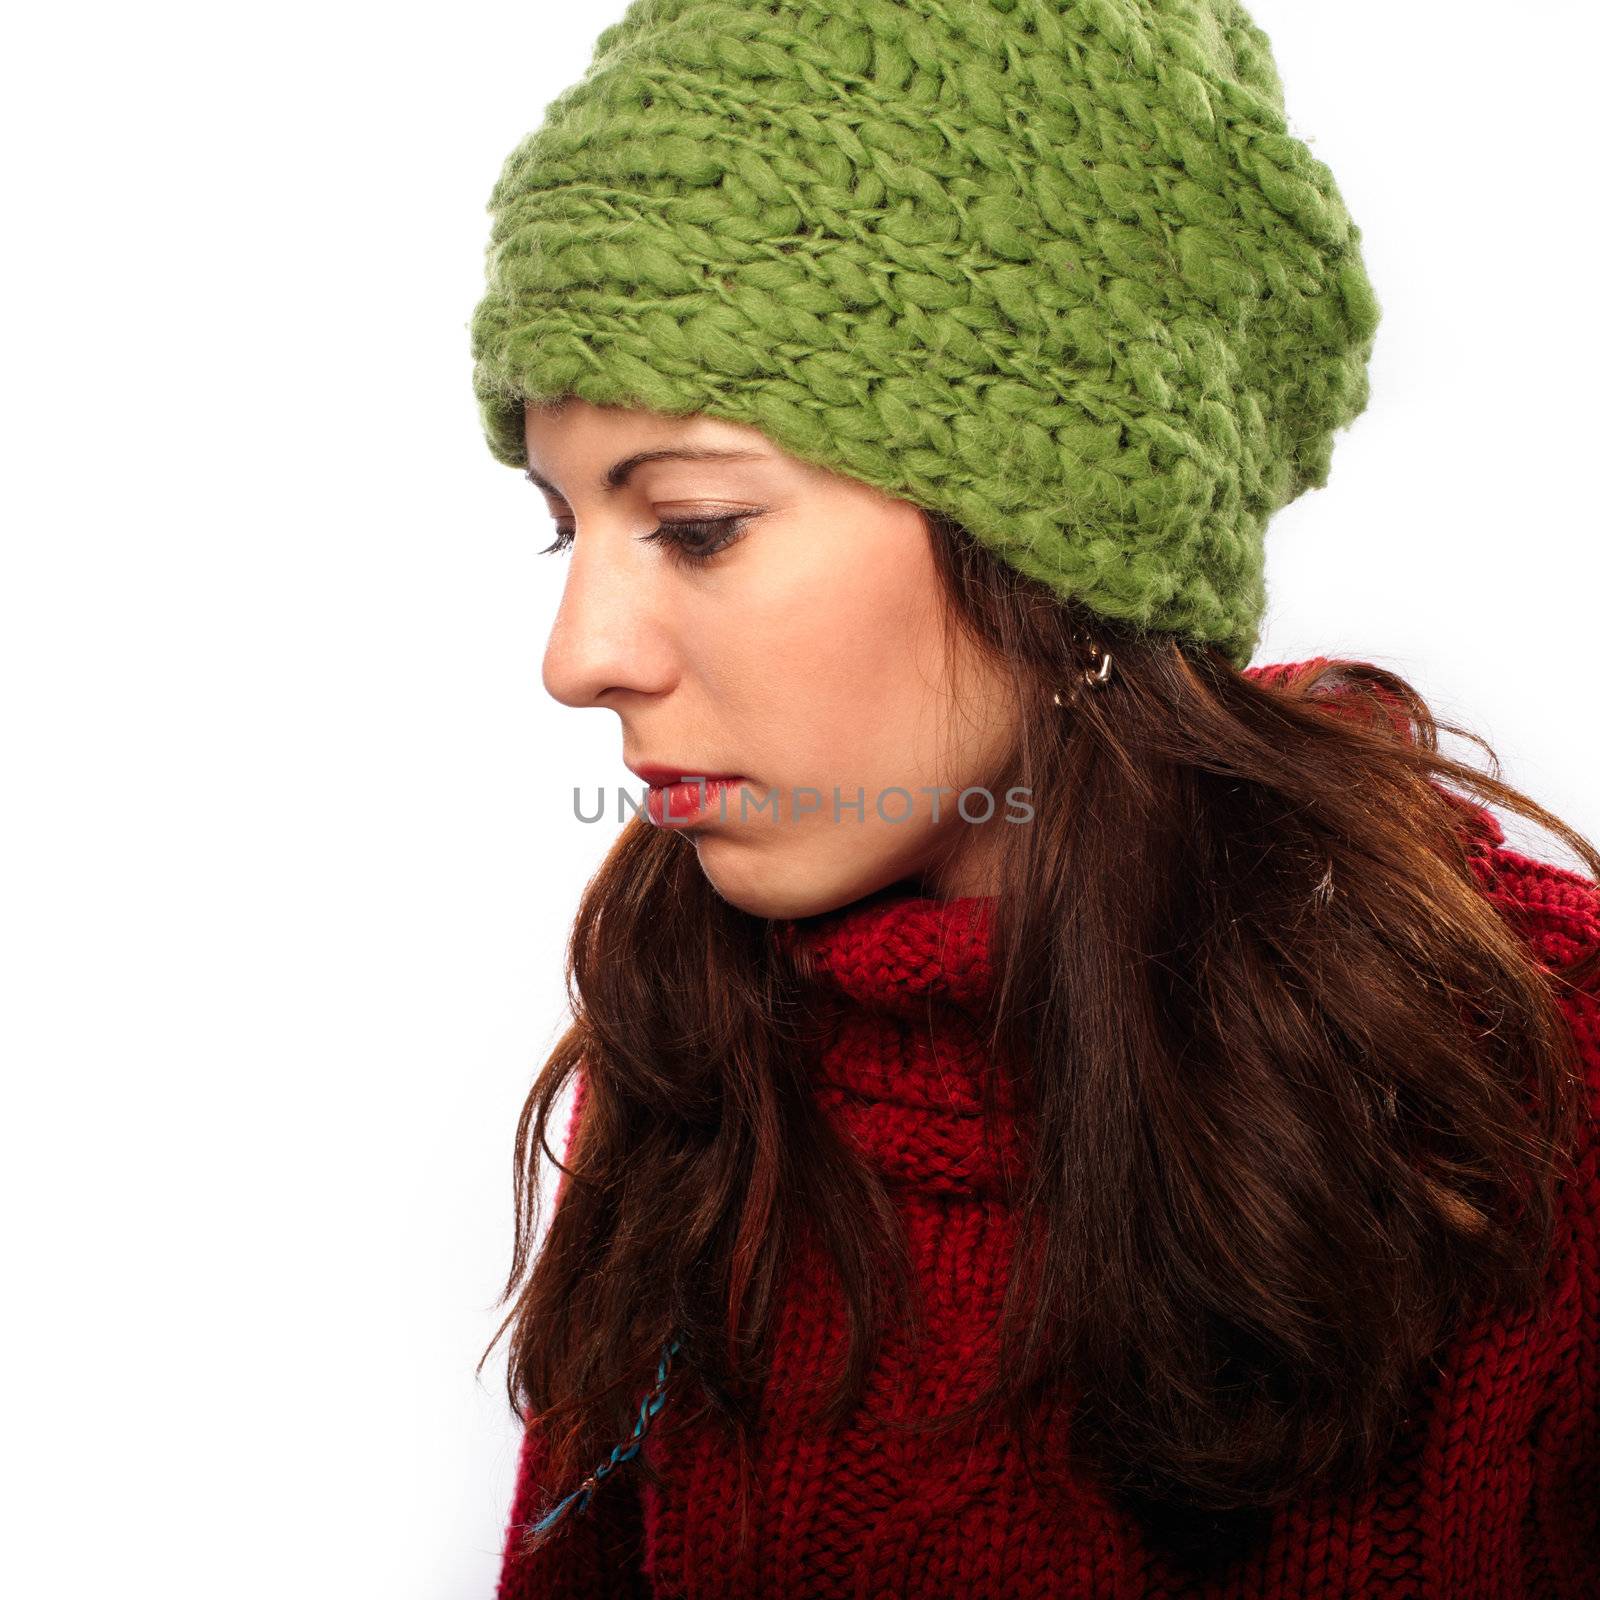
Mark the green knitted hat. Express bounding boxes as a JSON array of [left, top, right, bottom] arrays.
[[469, 0, 1381, 669]]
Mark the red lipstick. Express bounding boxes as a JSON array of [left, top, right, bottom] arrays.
[[627, 764, 746, 827]]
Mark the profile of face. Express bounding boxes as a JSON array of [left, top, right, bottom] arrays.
[[526, 397, 1023, 920]]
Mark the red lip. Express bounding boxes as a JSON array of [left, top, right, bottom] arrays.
[[627, 763, 743, 787], [625, 763, 748, 826]]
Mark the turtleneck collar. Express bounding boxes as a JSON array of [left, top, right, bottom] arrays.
[[775, 888, 1020, 1197], [766, 774, 1507, 1200], [782, 887, 997, 1016]]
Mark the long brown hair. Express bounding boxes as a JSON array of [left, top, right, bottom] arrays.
[[482, 510, 1600, 1567]]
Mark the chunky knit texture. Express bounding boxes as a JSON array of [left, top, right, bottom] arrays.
[[496, 766, 1600, 1593], [469, 0, 1381, 670]]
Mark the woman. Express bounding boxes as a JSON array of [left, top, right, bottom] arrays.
[[467, 2, 1600, 1594]]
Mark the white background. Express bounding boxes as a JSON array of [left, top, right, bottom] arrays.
[[3, 3, 1596, 1596]]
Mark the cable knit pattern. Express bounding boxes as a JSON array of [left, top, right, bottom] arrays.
[[497, 780, 1600, 1596]]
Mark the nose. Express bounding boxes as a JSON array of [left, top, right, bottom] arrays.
[[540, 521, 677, 710]]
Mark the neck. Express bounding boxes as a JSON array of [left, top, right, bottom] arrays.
[[908, 829, 1008, 900]]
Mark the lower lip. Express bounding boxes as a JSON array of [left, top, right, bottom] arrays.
[[645, 777, 744, 827]]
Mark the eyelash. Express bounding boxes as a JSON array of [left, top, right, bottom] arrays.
[[538, 516, 756, 566]]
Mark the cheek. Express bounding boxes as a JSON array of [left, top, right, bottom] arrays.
[[718, 508, 951, 782]]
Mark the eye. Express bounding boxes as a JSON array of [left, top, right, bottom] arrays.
[[641, 515, 756, 565], [538, 515, 759, 566]]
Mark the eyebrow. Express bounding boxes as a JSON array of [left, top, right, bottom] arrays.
[[523, 446, 769, 497]]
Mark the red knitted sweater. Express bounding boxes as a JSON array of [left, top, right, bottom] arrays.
[[495, 784, 1600, 1597]]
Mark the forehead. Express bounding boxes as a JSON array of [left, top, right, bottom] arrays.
[[523, 396, 768, 453], [522, 400, 812, 498]]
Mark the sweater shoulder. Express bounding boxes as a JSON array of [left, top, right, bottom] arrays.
[[1473, 836, 1600, 1175], [1475, 834, 1600, 970], [1427, 781, 1600, 969]]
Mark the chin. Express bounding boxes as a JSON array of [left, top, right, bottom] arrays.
[[691, 833, 933, 922]]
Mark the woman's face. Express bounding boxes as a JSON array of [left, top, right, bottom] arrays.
[[526, 397, 1021, 920]]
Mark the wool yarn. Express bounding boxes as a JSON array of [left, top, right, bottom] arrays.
[[469, 0, 1381, 668]]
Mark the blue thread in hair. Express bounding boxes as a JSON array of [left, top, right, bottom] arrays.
[[527, 1336, 684, 1539]]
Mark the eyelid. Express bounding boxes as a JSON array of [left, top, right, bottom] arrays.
[[642, 513, 755, 563], [538, 510, 761, 564]]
